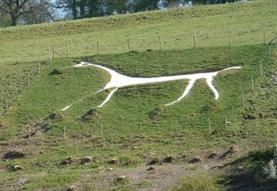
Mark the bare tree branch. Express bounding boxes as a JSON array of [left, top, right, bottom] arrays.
[[0, 0, 54, 26]]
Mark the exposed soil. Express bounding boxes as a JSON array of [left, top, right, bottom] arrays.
[[70, 147, 241, 191]]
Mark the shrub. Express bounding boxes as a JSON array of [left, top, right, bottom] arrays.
[[262, 145, 277, 180], [263, 159, 277, 179]]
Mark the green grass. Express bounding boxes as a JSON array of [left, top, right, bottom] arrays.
[[0, 0, 277, 64], [2, 44, 267, 137], [1, 0, 277, 190], [0, 62, 40, 116], [172, 173, 222, 191], [1, 43, 277, 190]]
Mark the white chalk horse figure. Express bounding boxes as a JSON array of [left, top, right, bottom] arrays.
[[71, 62, 241, 109]]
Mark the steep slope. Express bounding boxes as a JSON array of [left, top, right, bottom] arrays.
[[0, 0, 277, 190], [1, 43, 277, 190]]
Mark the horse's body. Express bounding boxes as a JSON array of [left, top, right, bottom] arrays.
[[70, 62, 241, 108]]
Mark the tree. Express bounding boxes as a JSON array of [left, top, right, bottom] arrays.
[[22, 0, 54, 24], [134, 0, 161, 11], [0, 0, 54, 26], [0, 0, 30, 26], [0, 14, 11, 27], [55, 0, 79, 19], [53, 0, 241, 21]]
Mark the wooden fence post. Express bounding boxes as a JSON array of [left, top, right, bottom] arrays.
[[110, 134, 113, 145], [27, 75, 30, 86], [159, 36, 162, 50], [65, 43, 68, 57], [49, 49, 52, 61], [231, 106, 235, 116], [193, 32, 196, 48], [100, 124, 103, 137], [28, 127, 31, 140], [38, 63, 41, 74], [208, 118, 211, 134], [242, 91, 245, 106], [224, 116, 232, 131], [251, 77, 254, 91], [260, 62, 263, 77], [127, 38, 131, 51], [228, 33, 231, 49], [143, 37, 146, 50], [51, 46, 55, 59], [96, 40, 99, 55], [63, 125, 66, 142], [5, 101, 8, 113], [139, 123, 142, 135], [224, 116, 231, 131]]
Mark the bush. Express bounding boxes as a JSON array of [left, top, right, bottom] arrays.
[[263, 160, 276, 179], [262, 145, 277, 180]]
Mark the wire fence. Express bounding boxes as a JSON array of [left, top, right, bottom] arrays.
[[0, 35, 277, 191], [47, 30, 276, 60], [47, 31, 277, 134], [0, 63, 43, 118], [0, 29, 277, 190], [1, 29, 275, 65], [212, 36, 277, 133], [0, 28, 277, 191]]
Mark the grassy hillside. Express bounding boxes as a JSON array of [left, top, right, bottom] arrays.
[[0, 63, 41, 116], [0, 0, 277, 64], [1, 43, 277, 190], [2, 44, 267, 136], [0, 0, 277, 190]]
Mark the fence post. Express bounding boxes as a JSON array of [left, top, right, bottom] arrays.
[[228, 33, 231, 49], [260, 62, 263, 77], [242, 91, 245, 106], [27, 75, 30, 86], [51, 46, 55, 59], [38, 63, 41, 74], [110, 134, 113, 145], [159, 36, 162, 50], [28, 127, 31, 140], [127, 38, 131, 51], [63, 125, 66, 142], [193, 32, 196, 48], [139, 123, 142, 135], [143, 37, 146, 50], [96, 40, 99, 55], [208, 118, 211, 134], [231, 106, 235, 115], [251, 77, 254, 91], [174, 120, 178, 140], [65, 43, 68, 57], [225, 116, 227, 131], [5, 101, 8, 113], [224, 116, 231, 131], [263, 31, 266, 44], [100, 124, 103, 138], [49, 50, 51, 61]]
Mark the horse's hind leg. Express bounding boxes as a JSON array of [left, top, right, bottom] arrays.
[[165, 79, 196, 106]]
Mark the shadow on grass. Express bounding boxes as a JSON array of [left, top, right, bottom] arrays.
[[223, 170, 277, 191], [221, 149, 277, 191]]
